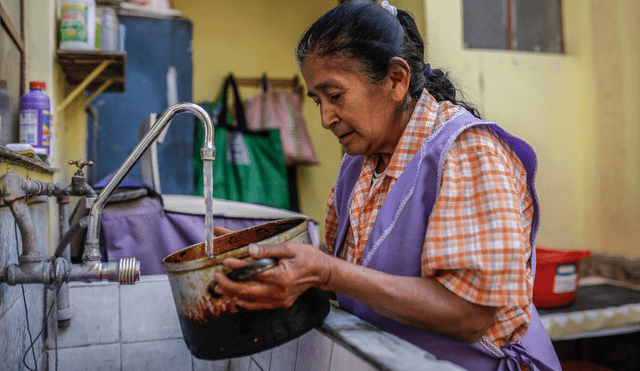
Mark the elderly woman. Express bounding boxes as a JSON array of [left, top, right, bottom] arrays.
[[214, 1, 561, 370]]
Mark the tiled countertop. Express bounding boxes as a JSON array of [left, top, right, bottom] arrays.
[[45, 274, 464, 371], [319, 305, 464, 371]]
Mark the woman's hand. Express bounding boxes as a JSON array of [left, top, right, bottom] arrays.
[[213, 226, 234, 236], [212, 242, 331, 310], [211, 238, 495, 342]]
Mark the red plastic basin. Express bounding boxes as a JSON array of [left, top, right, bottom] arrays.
[[533, 248, 592, 309]]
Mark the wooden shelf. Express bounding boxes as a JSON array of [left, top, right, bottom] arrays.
[[56, 50, 126, 93], [0, 147, 56, 174]]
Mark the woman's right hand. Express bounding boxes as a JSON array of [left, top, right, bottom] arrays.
[[212, 241, 332, 310]]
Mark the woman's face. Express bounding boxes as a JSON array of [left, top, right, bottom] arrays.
[[301, 53, 406, 158]]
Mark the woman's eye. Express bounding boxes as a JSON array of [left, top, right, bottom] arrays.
[[330, 93, 342, 102]]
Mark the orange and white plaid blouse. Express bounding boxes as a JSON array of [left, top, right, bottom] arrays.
[[325, 90, 534, 350]]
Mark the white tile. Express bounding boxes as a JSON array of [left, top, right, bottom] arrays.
[[295, 329, 332, 371], [269, 339, 298, 371], [330, 342, 377, 371], [45, 283, 120, 349], [193, 357, 230, 371], [121, 339, 192, 371], [251, 348, 271, 370], [120, 276, 183, 343], [249, 359, 263, 371], [47, 343, 120, 371], [229, 356, 251, 371]]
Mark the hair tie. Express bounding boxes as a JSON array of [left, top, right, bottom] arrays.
[[424, 63, 432, 77], [381, 1, 397, 17]]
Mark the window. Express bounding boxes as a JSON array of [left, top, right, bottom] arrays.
[[0, 1, 24, 145], [463, 0, 564, 53]]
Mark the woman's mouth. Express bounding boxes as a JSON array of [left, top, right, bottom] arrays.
[[338, 131, 354, 144]]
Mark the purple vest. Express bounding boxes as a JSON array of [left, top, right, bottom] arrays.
[[333, 111, 561, 371]]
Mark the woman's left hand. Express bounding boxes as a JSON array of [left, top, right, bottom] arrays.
[[212, 242, 331, 310]]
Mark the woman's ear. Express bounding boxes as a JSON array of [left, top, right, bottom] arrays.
[[388, 57, 411, 102]]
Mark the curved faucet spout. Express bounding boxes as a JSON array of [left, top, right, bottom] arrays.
[[83, 102, 215, 262]]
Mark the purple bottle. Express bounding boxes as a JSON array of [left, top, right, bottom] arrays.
[[19, 81, 51, 156]]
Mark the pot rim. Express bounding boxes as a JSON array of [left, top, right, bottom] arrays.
[[161, 217, 309, 273]]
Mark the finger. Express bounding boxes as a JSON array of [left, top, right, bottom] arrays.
[[213, 226, 234, 236], [213, 271, 270, 298], [221, 257, 251, 270], [247, 242, 299, 260]]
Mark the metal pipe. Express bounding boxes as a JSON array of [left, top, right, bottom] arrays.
[[8, 198, 40, 260], [0, 171, 137, 286], [83, 102, 215, 262], [67, 258, 139, 284], [0, 172, 96, 200], [57, 196, 72, 328], [5, 260, 53, 285]]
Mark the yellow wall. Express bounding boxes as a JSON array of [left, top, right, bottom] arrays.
[[424, 0, 640, 256], [24, 0, 59, 252], [50, 0, 639, 257], [172, 0, 343, 243]]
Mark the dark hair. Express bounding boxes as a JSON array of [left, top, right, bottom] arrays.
[[296, 0, 481, 118]]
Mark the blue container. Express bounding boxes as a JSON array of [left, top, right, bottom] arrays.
[[19, 81, 51, 155]]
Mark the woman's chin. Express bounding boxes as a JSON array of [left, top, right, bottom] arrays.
[[342, 145, 362, 157]]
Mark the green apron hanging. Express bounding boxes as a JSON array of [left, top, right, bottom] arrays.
[[194, 74, 290, 210]]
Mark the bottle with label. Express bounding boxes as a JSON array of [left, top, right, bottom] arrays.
[[59, 0, 97, 51], [19, 81, 51, 156]]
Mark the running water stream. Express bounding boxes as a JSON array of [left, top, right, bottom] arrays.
[[203, 159, 215, 258]]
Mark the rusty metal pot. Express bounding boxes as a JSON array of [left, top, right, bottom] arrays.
[[161, 217, 330, 360]]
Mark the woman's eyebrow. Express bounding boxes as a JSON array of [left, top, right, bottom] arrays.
[[308, 79, 341, 97]]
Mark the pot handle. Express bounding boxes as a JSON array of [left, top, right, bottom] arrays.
[[209, 258, 278, 299], [227, 258, 278, 281]]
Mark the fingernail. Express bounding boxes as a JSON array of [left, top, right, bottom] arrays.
[[248, 243, 259, 255]]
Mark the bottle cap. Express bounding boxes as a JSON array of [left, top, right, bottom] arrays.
[[29, 81, 46, 90]]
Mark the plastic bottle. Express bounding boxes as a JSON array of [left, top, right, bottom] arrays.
[[19, 81, 51, 156], [99, 6, 119, 51], [59, 0, 97, 51]]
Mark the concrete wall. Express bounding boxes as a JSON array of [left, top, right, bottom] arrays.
[[0, 200, 48, 371], [424, 0, 640, 256], [0, 1, 58, 370]]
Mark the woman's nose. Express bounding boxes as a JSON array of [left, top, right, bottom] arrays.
[[320, 105, 337, 130]]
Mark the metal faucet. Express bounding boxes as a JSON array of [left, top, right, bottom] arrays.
[[82, 102, 215, 264], [0, 102, 215, 287]]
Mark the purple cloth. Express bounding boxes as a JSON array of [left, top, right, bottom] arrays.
[[332, 110, 561, 371], [99, 196, 272, 275]]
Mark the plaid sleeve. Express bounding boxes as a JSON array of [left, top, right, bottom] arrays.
[[422, 126, 532, 308], [324, 184, 339, 256]]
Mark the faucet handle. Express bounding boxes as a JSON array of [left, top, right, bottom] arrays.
[[69, 159, 94, 170]]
